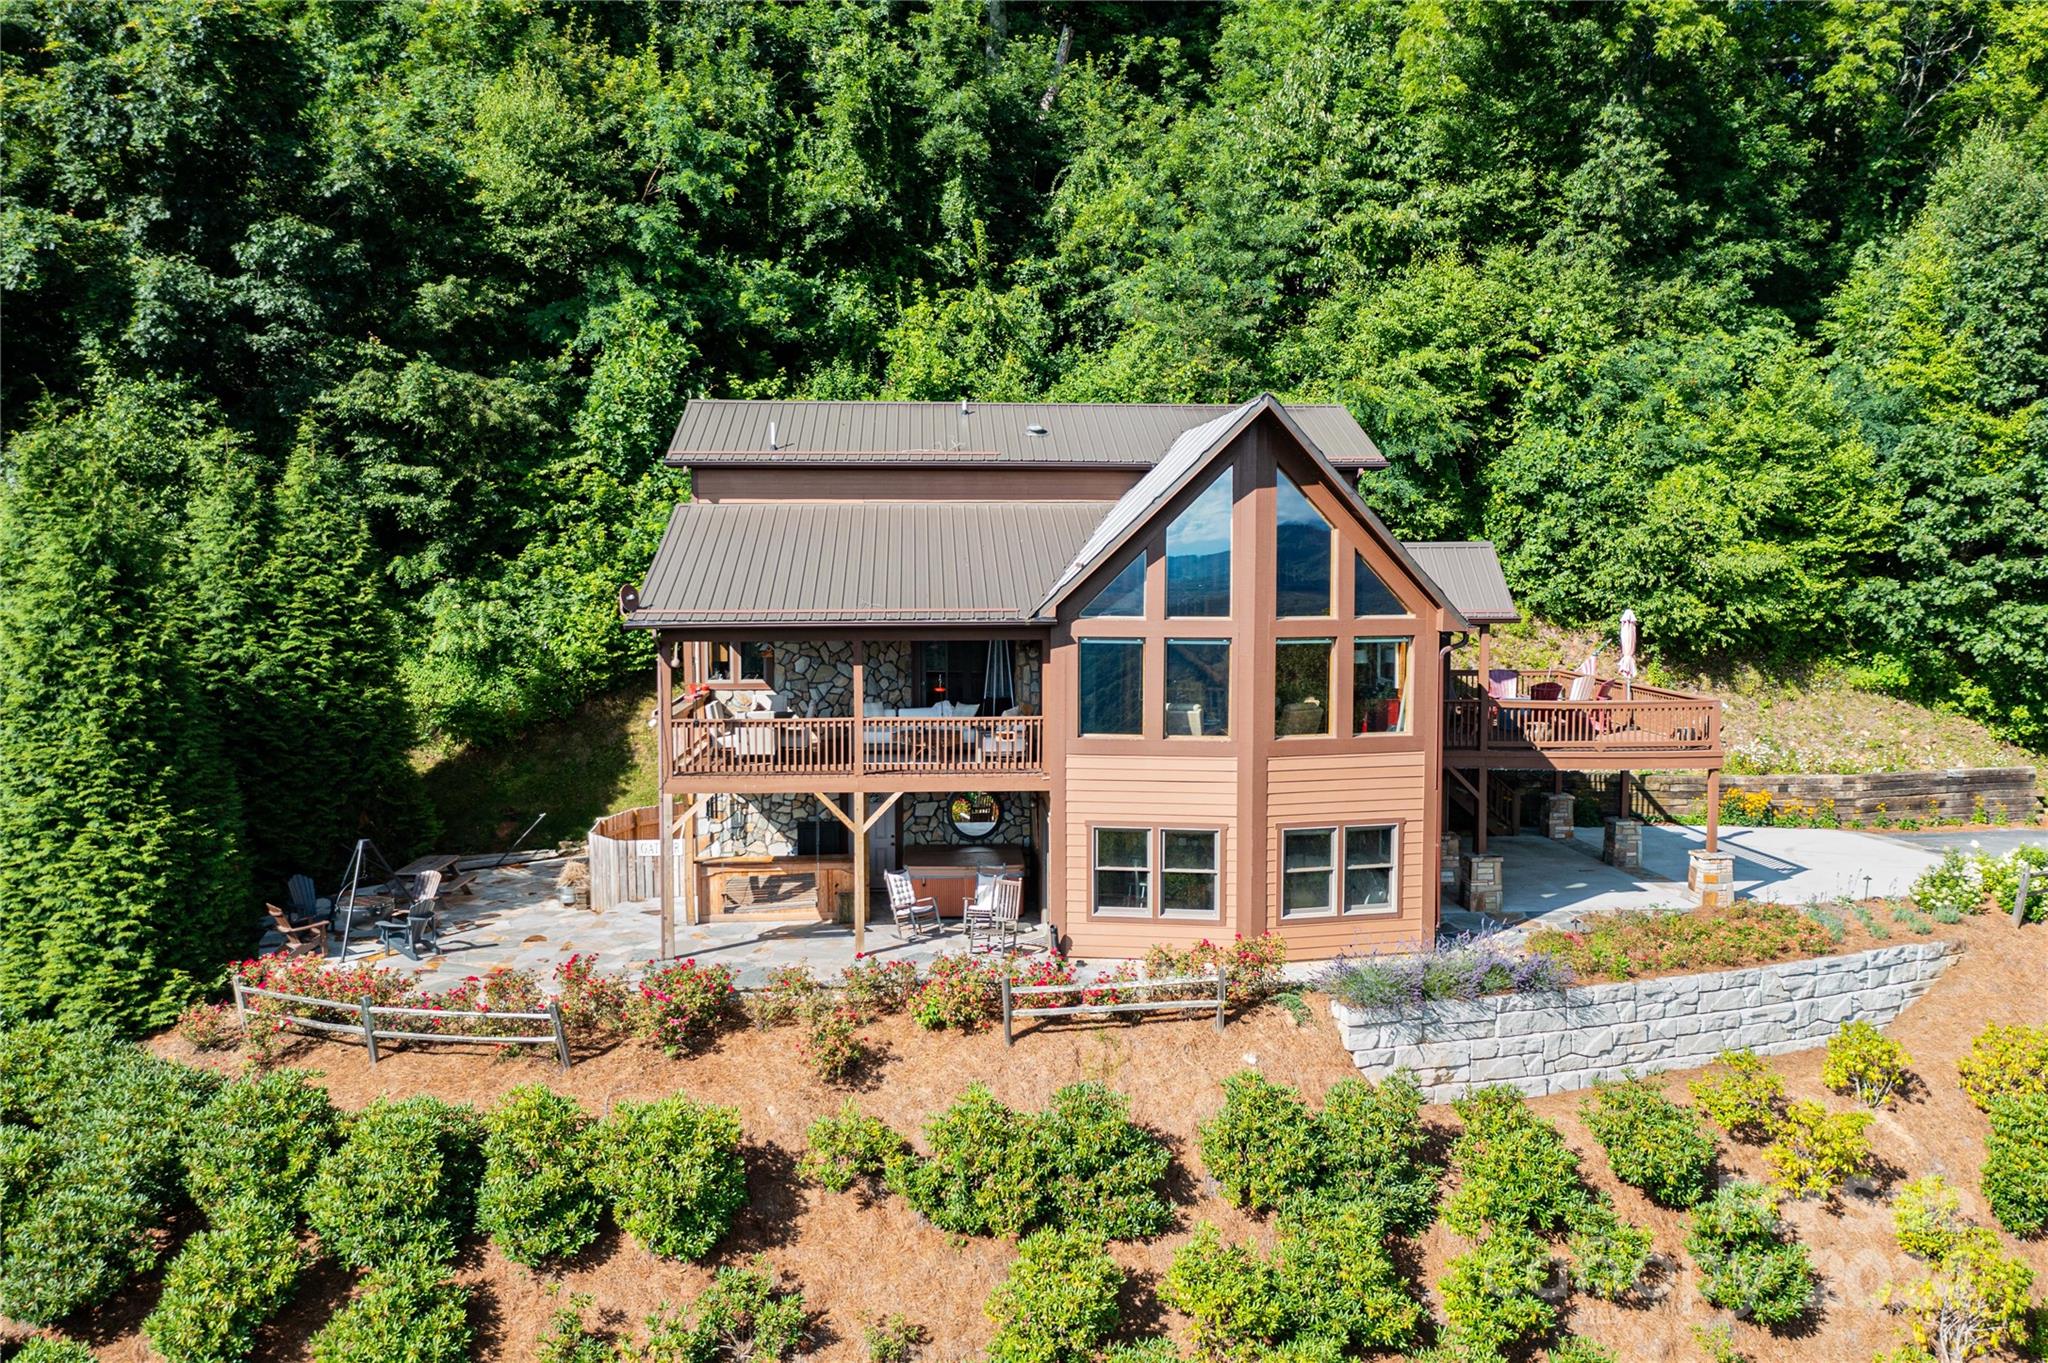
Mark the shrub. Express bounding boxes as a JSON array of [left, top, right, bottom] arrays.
[[1319, 935, 1570, 1013], [863, 1313, 927, 1363], [886, 1085, 1049, 1235], [799, 1004, 873, 1084], [1038, 1081, 1172, 1240], [1579, 1076, 1716, 1208], [1443, 1090, 1584, 1236], [305, 1095, 485, 1270], [1272, 1195, 1425, 1354], [1526, 902, 1831, 980], [1981, 1093, 2048, 1237], [635, 959, 740, 1055], [175, 1000, 239, 1051], [1437, 1227, 1557, 1361], [1894, 1176, 1969, 1261], [1977, 845, 2048, 920], [642, 1259, 809, 1363], [311, 1261, 473, 1363], [1763, 1100, 1874, 1201], [553, 954, 634, 1039], [840, 957, 921, 1016], [1546, 1338, 1617, 1363], [1685, 1181, 1817, 1327], [1822, 1020, 1914, 1107], [430, 966, 546, 1036], [801, 1102, 909, 1193], [1102, 1343, 1181, 1363], [592, 1095, 746, 1261], [909, 953, 1004, 1031], [184, 1068, 340, 1215], [535, 1300, 614, 1363], [747, 965, 824, 1028], [1689, 1049, 1786, 1141], [1882, 1225, 2035, 1362], [143, 1197, 305, 1363], [1144, 934, 1289, 1007], [1565, 1195, 1653, 1301], [1910, 850, 1984, 920], [1956, 1023, 2048, 1111], [478, 1084, 603, 1267], [1162, 1223, 1288, 1362], [985, 1229, 1123, 1363], [1317, 1071, 1438, 1233], [1198, 1070, 1322, 1212], [14, 1341, 98, 1363]]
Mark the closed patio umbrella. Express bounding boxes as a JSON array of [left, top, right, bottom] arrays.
[[1618, 609, 1638, 699], [982, 639, 1015, 712]]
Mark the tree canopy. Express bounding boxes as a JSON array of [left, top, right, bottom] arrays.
[[3, 0, 2046, 1023]]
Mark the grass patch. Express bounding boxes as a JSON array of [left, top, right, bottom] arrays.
[[416, 682, 657, 852]]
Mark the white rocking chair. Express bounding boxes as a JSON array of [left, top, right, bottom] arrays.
[[882, 870, 940, 938], [966, 876, 1023, 954]]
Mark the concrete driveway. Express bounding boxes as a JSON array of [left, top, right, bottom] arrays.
[[1445, 823, 1948, 936]]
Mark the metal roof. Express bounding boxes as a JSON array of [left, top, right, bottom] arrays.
[[624, 501, 1116, 626], [667, 399, 1385, 468], [1402, 541, 1519, 623]]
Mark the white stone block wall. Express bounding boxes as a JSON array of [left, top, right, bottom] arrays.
[[1330, 942, 1957, 1102]]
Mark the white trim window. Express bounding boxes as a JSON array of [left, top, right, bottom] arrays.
[[1092, 827, 1151, 917], [1281, 827, 1338, 917], [1280, 823, 1399, 918], [1343, 825, 1398, 914], [1160, 829, 1221, 919]]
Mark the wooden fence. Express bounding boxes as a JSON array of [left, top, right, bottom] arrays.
[[588, 804, 670, 912], [231, 979, 571, 1069], [1000, 969, 1228, 1045]]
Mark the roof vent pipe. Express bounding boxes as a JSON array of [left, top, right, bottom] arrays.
[[960, 396, 970, 416], [767, 421, 777, 451]]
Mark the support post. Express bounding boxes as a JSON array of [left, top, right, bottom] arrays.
[[658, 790, 676, 958], [2014, 865, 2032, 928], [853, 791, 869, 954], [360, 1000, 380, 1066], [1618, 770, 1631, 821], [852, 640, 866, 779], [1704, 767, 1721, 853], [548, 998, 570, 1070], [1214, 967, 1228, 1032], [1002, 974, 1014, 1046], [1475, 767, 1489, 854], [1476, 626, 1491, 753], [232, 977, 247, 1030]]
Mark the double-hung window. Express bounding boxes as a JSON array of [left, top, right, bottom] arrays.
[[1091, 828, 1151, 916], [1280, 824, 1399, 917], [1091, 827, 1222, 919]]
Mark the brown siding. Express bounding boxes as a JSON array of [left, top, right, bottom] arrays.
[[1061, 753, 1241, 956], [1265, 752, 1433, 956], [692, 466, 1144, 504]]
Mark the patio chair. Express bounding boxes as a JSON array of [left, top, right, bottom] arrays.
[[286, 873, 332, 922], [376, 903, 439, 961], [265, 904, 328, 956], [882, 870, 940, 939], [967, 877, 1023, 954], [385, 869, 441, 920]]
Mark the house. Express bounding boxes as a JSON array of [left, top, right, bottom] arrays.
[[620, 396, 1725, 960]]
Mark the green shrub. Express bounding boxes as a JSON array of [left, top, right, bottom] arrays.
[[746, 965, 823, 1028], [1101, 1342, 1181, 1363], [1162, 1223, 1288, 1362], [634, 958, 741, 1055], [1038, 1081, 1172, 1240], [639, 1258, 809, 1363], [1978, 846, 2048, 920], [184, 1069, 339, 1215], [1579, 1076, 1716, 1208], [1910, 849, 1984, 920], [1437, 1226, 1557, 1361], [1443, 1092, 1584, 1237], [1982, 1092, 2048, 1237], [1821, 1021, 1914, 1108], [1272, 1195, 1425, 1355], [886, 1085, 1049, 1236], [310, 1261, 474, 1363], [839, 958, 921, 1016], [142, 1197, 306, 1363], [1197, 1070, 1322, 1212], [13, 1341, 99, 1363], [985, 1229, 1123, 1363], [1316, 1072, 1437, 1234], [1565, 1195, 1653, 1302], [1546, 1338, 1618, 1363], [908, 953, 1004, 1031], [1893, 1175, 1968, 1261], [1762, 1100, 1874, 1201], [534, 1300, 613, 1363], [1689, 1049, 1787, 1141], [799, 1004, 873, 1085], [1685, 1181, 1817, 1327], [862, 1313, 927, 1363], [593, 1094, 746, 1261], [478, 1084, 603, 1267], [1957, 1023, 2048, 1111], [1881, 1225, 2036, 1362], [305, 1095, 484, 1270], [800, 1101, 908, 1193]]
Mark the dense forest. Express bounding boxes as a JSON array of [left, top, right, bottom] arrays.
[[3, 0, 2046, 1028]]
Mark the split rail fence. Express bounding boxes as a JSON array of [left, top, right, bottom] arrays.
[[1001, 969, 1228, 1045], [231, 979, 572, 1069]]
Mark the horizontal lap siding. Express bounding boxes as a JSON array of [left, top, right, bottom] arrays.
[[1266, 751, 1432, 957], [1064, 753, 1239, 957]]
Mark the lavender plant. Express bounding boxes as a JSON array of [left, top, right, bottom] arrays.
[[1318, 934, 1573, 1015]]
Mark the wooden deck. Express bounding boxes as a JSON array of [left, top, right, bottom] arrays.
[[668, 713, 1047, 789], [1443, 669, 1722, 770]]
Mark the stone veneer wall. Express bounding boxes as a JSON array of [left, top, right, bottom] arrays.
[[1331, 941, 1957, 1103], [900, 794, 1037, 847]]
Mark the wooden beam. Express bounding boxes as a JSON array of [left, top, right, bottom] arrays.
[[676, 794, 710, 928], [813, 792, 856, 832], [1705, 767, 1720, 853], [658, 791, 675, 958], [1475, 767, 1489, 854], [852, 792, 869, 954], [862, 789, 905, 832]]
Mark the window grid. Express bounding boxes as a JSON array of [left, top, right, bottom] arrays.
[[1088, 826, 1225, 920], [1278, 823, 1400, 919]]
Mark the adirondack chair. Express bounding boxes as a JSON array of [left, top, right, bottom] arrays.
[[376, 903, 439, 961], [882, 870, 940, 938], [265, 904, 328, 956], [285, 873, 332, 922], [966, 877, 1023, 954]]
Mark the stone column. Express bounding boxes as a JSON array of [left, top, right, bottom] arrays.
[[1543, 793, 1575, 841], [1688, 850, 1735, 909], [1440, 832, 1463, 894], [1603, 817, 1643, 873], [1459, 854, 1503, 914]]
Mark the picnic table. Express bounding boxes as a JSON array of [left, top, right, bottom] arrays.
[[393, 853, 461, 878]]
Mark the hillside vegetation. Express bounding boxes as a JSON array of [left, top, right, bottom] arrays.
[[5, 1, 2048, 1027]]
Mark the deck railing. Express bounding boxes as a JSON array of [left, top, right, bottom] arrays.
[[670, 714, 1044, 780], [1445, 670, 1720, 757]]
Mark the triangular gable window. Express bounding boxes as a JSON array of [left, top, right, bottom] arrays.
[[1355, 552, 1408, 617], [1275, 473, 1332, 617], [1165, 469, 1232, 617], [1078, 556, 1145, 618]]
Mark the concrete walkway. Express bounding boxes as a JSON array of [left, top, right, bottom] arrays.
[[1442, 823, 1948, 937], [1875, 827, 2048, 856]]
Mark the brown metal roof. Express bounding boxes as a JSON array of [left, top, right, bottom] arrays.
[[1403, 541, 1519, 623], [624, 501, 1116, 627], [667, 399, 1386, 468]]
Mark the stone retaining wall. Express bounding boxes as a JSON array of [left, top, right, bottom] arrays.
[[1595, 767, 2038, 824], [1330, 941, 1957, 1102]]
